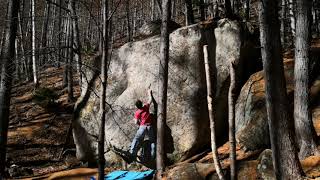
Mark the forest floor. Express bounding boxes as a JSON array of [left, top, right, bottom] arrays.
[[7, 67, 82, 178], [5, 39, 320, 179]]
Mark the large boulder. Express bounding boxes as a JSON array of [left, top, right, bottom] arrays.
[[235, 52, 320, 150], [73, 19, 257, 165]]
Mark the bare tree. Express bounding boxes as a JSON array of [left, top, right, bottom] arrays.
[[98, 0, 108, 179], [203, 45, 225, 180], [199, 0, 205, 21], [228, 61, 237, 180], [70, 0, 82, 87], [185, 0, 194, 25], [281, 0, 288, 46], [294, 0, 319, 159], [258, 0, 304, 178], [31, 0, 38, 87], [0, 0, 20, 176], [126, 0, 132, 42], [157, 0, 171, 179], [66, 2, 73, 102], [40, 1, 51, 65], [289, 0, 296, 37], [225, 0, 233, 17]]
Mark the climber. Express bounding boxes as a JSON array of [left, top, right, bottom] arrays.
[[129, 88, 156, 162]]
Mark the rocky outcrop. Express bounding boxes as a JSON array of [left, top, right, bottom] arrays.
[[72, 19, 259, 165], [138, 20, 181, 38], [235, 53, 320, 150], [164, 149, 320, 180]]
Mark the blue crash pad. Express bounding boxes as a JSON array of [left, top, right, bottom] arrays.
[[90, 170, 154, 180]]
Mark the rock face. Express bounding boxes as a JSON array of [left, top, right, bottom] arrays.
[[138, 20, 181, 38], [235, 56, 320, 150], [73, 19, 256, 164]]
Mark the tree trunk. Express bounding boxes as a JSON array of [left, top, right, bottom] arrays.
[[31, 0, 38, 87], [15, 38, 21, 81], [245, 0, 250, 21], [258, 0, 304, 179], [225, 0, 233, 18], [17, 11, 27, 80], [232, 0, 239, 15], [98, 0, 108, 179], [294, 0, 319, 159], [157, 0, 171, 179], [156, 0, 163, 16], [171, 0, 176, 20], [289, 0, 296, 37], [66, 4, 73, 102], [281, 0, 287, 46], [63, 17, 69, 88], [47, 0, 56, 63], [203, 45, 225, 180], [314, 1, 320, 36], [199, 0, 206, 21], [126, 0, 132, 42], [151, 0, 156, 20], [58, 0, 62, 67], [0, 0, 20, 176], [228, 61, 237, 180], [40, 1, 51, 65], [185, 0, 195, 25], [70, 0, 82, 88]]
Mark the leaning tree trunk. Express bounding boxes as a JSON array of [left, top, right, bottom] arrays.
[[0, 0, 20, 176], [157, 0, 171, 179], [258, 0, 304, 179], [203, 45, 225, 180], [294, 0, 319, 159], [98, 0, 108, 179]]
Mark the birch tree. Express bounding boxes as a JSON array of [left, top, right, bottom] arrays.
[[31, 0, 38, 87], [203, 45, 225, 180]]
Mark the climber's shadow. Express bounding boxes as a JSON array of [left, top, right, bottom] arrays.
[[110, 143, 156, 169]]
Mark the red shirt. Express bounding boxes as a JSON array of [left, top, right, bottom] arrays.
[[134, 103, 152, 125]]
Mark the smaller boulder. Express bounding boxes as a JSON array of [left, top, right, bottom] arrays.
[[138, 20, 181, 38]]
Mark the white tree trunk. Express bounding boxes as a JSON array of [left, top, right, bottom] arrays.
[[203, 45, 225, 180], [289, 0, 296, 36], [31, 0, 38, 86]]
